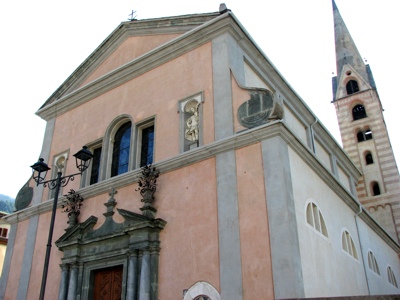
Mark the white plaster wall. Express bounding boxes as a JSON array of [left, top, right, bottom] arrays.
[[338, 165, 351, 192], [315, 140, 331, 171], [243, 62, 271, 90], [356, 218, 400, 295], [288, 147, 400, 297], [284, 106, 308, 144]]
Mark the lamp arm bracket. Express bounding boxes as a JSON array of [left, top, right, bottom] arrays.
[[41, 172, 82, 190]]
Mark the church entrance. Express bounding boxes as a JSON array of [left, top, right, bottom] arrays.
[[93, 265, 123, 300]]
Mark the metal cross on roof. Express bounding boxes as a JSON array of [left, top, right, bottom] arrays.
[[128, 10, 137, 21]]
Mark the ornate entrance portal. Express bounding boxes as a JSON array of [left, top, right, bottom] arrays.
[[56, 189, 166, 300]]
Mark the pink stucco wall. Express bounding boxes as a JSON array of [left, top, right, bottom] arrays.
[[80, 34, 181, 88], [4, 219, 29, 299], [156, 158, 220, 299], [26, 210, 64, 299], [45, 42, 214, 200]]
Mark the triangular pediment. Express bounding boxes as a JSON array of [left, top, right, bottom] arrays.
[[56, 209, 166, 248], [335, 64, 372, 99], [56, 208, 166, 247], [56, 215, 98, 244], [40, 13, 221, 110]]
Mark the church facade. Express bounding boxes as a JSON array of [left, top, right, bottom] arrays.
[[1, 2, 399, 299]]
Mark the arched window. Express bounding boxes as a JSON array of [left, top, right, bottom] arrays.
[[356, 128, 373, 142], [306, 202, 328, 237], [365, 129, 373, 140], [365, 152, 374, 165], [111, 121, 132, 177], [140, 125, 155, 167], [346, 80, 359, 95], [357, 131, 364, 142], [372, 181, 381, 196], [388, 266, 398, 288], [342, 230, 358, 259], [183, 282, 220, 300], [368, 251, 380, 275], [352, 104, 367, 120], [195, 296, 211, 300]]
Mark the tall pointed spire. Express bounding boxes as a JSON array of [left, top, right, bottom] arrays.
[[331, 0, 400, 242], [332, 0, 369, 85], [331, 0, 338, 12]]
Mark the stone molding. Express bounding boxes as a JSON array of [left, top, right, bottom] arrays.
[[40, 13, 221, 109]]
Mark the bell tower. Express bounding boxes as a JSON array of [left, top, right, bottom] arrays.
[[331, 0, 400, 241]]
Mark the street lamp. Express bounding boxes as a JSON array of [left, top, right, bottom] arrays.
[[30, 146, 93, 300]]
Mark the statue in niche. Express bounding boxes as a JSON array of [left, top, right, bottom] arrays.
[[185, 101, 200, 142]]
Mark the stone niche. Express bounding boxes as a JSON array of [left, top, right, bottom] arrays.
[[237, 89, 283, 129]]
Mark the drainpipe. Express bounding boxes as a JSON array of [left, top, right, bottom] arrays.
[[354, 203, 371, 295]]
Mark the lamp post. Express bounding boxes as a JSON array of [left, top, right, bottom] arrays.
[[30, 146, 93, 300]]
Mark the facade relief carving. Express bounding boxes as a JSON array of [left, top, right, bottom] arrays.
[[180, 93, 203, 151], [185, 101, 200, 142]]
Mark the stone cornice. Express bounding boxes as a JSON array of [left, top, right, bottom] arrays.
[[5, 121, 398, 252], [312, 121, 361, 179]]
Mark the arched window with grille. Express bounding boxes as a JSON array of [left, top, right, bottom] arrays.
[[346, 80, 359, 95], [387, 266, 398, 288], [367, 251, 380, 275], [194, 296, 211, 300], [306, 202, 328, 237], [352, 104, 367, 120], [111, 121, 132, 177], [342, 229, 358, 259]]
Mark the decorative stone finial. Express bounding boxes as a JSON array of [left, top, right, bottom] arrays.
[[104, 187, 118, 218], [136, 165, 160, 218], [219, 3, 230, 14], [61, 189, 84, 229]]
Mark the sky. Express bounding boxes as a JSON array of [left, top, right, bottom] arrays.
[[0, 0, 399, 198]]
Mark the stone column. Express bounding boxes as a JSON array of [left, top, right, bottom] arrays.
[[126, 251, 138, 300], [139, 249, 151, 300], [67, 263, 79, 300], [58, 264, 70, 300]]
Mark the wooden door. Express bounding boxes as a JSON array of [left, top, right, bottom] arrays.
[[93, 265, 123, 300]]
